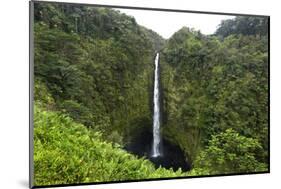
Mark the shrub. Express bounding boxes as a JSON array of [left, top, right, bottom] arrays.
[[34, 106, 186, 186]]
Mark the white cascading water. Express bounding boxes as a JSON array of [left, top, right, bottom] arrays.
[[152, 53, 161, 157]]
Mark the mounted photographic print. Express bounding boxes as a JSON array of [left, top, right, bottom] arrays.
[[29, 0, 270, 188]]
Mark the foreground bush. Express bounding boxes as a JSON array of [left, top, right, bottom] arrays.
[[189, 129, 268, 176], [34, 106, 185, 186]]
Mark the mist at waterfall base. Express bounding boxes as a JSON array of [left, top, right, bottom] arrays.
[[125, 53, 191, 172]]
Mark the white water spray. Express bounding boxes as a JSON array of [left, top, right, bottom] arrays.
[[152, 53, 161, 157]]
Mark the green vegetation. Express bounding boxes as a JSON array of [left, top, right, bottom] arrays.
[[161, 18, 268, 169], [190, 129, 267, 175], [34, 105, 185, 186], [34, 2, 165, 146], [215, 16, 268, 38], [33, 1, 269, 186]]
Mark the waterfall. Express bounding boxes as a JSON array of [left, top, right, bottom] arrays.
[[152, 53, 161, 157]]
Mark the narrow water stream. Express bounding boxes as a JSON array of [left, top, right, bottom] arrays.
[[152, 53, 161, 157]]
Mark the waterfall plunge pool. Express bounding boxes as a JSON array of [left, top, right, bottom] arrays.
[[125, 129, 191, 172]]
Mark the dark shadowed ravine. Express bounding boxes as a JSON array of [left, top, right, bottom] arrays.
[[125, 128, 191, 171]]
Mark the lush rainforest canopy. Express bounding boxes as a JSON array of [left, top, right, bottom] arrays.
[[32, 2, 269, 186]]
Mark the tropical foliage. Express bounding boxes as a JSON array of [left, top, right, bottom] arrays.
[[161, 21, 268, 167], [34, 105, 185, 185]]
